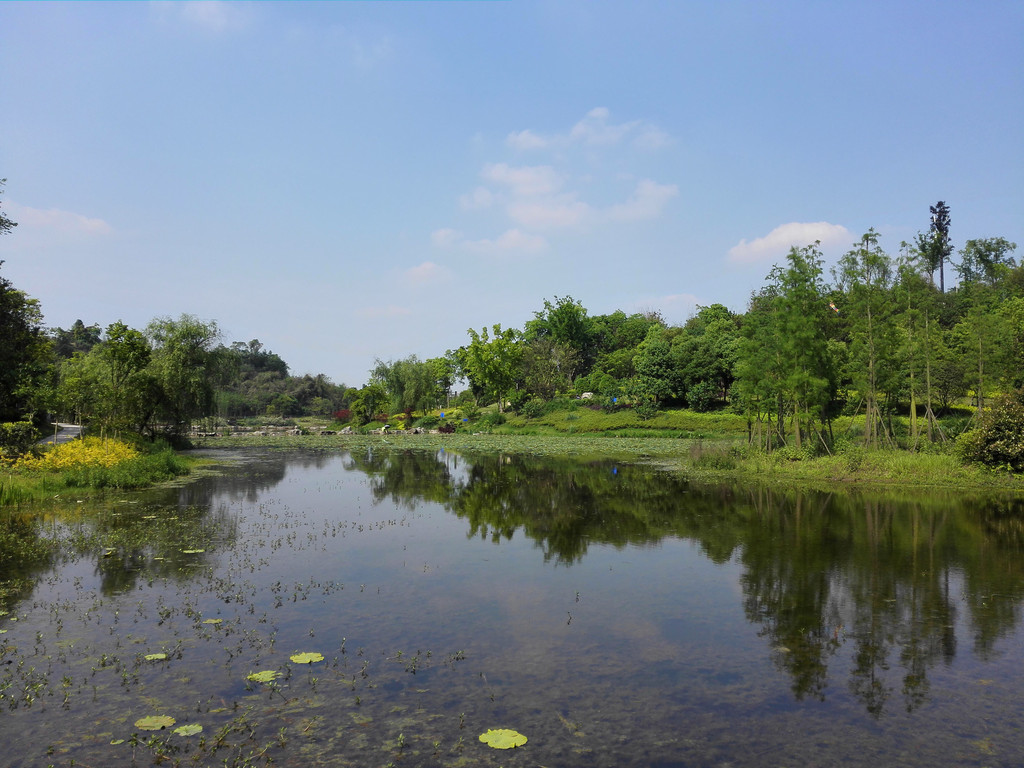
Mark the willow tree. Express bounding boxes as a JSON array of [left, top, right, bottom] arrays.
[[146, 315, 222, 434]]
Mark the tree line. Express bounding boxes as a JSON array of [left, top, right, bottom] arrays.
[[2, 180, 1022, 460]]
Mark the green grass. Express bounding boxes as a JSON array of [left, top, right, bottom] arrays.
[[193, 429, 1024, 492], [495, 404, 748, 437]]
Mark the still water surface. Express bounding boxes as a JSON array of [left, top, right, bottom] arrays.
[[2, 446, 1024, 767]]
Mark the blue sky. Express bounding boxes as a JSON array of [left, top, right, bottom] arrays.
[[2, 1, 1021, 388]]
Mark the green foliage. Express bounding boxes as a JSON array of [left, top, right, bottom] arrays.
[[0, 421, 38, 458], [146, 315, 222, 434], [956, 392, 1024, 472], [520, 397, 547, 419], [414, 414, 440, 430], [524, 295, 596, 377], [687, 381, 718, 413], [477, 411, 506, 429], [462, 324, 522, 412], [372, 355, 439, 414], [0, 262, 50, 422]]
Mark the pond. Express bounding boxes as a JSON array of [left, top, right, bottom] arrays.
[[2, 445, 1024, 767]]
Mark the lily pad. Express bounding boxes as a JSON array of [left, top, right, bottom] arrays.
[[174, 724, 203, 736], [144, 653, 168, 661], [246, 670, 281, 683], [479, 728, 528, 749], [290, 651, 324, 664], [203, 618, 223, 625], [135, 715, 176, 731], [110, 738, 125, 745]]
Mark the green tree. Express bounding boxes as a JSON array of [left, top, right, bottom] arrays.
[[735, 244, 836, 451], [956, 237, 1017, 291], [51, 319, 102, 359], [97, 321, 153, 434], [630, 325, 680, 412], [834, 230, 900, 448], [673, 303, 740, 402], [372, 355, 438, 415], [521, 338, 579, 399], [0, 263, 50, 423], [917, 201, 952, 293], [146, 315, 222, 434], [523, 296, 595, 381], [0, 179, 16, 237], [895, 255, 948, 444], [429, 354, 458, 407], [462, 324, 522, 412], [352, 381, 388, 424]]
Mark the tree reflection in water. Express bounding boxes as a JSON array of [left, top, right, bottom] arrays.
[[348, 445, 1024, 717]]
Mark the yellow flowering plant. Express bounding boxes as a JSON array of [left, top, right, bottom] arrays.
[[14, 437, 139, 472]]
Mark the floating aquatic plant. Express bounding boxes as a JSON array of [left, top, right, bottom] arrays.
[[135, 715, 176, 731], [144, 653, 168, 661], [289, 651, 323, 664], [174, 724, 202, 736], [202, 618, 222, 625], [246, 670, 280, 683], [479, 728, 527, 749]]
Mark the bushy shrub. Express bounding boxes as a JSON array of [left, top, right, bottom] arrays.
[[520, 397, 546, 419], [0, 421, 39, 459], [459, 401, 480, 421], [629, 392, 659, 420], [477, 412, 506, 429], [687, 381, 718, 413], [414, 414, 440, 430], [957, 392, 1024, 471]]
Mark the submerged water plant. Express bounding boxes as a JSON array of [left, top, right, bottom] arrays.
[[246, 670, 280, 683]]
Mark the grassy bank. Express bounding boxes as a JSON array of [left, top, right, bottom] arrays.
[[1, 437, 194, 507], [192, 430, 1024, 493]]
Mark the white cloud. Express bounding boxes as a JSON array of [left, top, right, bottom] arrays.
[[151, 1, 246, 32], [463, 229, 547, 254], [481, 163, 562, 198], [435, 109, 677, 254], [431, 227, 547, 255], [459, 186, 494, 211], [8, 203, 113, 237], [403, 261, 449, 284], [431, 228, 462, 248], [507, 197, 590, 230], [505, 108, 670, 153], [606, 180, 678, 222], [506, 129, 548, 151], [728, 222, 852, 264], [632, 126, 672, 151], [569, 107, 640, 147]]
